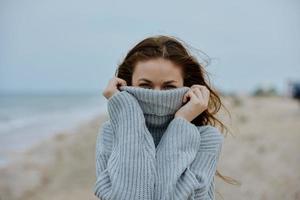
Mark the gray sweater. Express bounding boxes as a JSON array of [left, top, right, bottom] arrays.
[[94, 86, 224, 200]]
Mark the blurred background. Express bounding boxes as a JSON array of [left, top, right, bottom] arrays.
[[0, 0, 299, 199]]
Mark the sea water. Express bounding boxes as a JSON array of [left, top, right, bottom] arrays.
[[0, 93, 107, 167]]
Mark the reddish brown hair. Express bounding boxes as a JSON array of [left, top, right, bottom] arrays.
[[114, 35, 240, 191]]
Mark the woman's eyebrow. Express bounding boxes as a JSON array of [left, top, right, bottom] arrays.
[[139, 79, 177, 84], [138, 78, 152, 83], [163, 80, 177, 84]]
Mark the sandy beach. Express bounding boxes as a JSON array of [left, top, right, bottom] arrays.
[[0, 113, 108, 200], [0, 95, 299, 200]]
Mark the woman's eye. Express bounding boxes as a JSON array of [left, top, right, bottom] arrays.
[[163, 85, 177, 90], [139, 84, 152, 89]]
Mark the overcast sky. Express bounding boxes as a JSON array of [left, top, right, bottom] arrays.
[[1, 0, 299, 94]]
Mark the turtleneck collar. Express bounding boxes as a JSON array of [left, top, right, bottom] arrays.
[[119, 86, 190, 129]]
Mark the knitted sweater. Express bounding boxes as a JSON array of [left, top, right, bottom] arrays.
[[94, 86, 224, 200]]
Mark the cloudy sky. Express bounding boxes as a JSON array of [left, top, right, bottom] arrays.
[[1, 0, 299, 94]]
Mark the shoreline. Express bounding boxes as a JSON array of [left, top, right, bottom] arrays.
[[0, 111, 107, 168]]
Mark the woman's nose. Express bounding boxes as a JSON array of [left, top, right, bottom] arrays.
[[153, 86, 162, 90]]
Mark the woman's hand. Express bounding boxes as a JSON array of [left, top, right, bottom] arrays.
[[175, 84, 210, 122], [102, 77, 127, 100]]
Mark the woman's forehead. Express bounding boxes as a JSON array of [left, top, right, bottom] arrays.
[[133, 59, 183, 81]]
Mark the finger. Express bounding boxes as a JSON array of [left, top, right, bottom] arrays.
[[191, 84, 206, 88], [192, 85, 209, 99], [189, 89, 198, 101], [116, 77, 127, 85], [191, 87, 203, 100], [199, 86, 210, 100], [183, 89, 193, 103], [191, 84, 204, 89], [183, 92, 189, 103], [191, 84, 207, 92], [114, 78, 127, 89]]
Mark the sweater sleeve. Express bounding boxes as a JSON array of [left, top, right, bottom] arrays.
[[93, 91, 156, 200], [154, 116, 224, 200]]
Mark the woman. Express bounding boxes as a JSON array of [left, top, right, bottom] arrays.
[[94, 35, 232, 200]]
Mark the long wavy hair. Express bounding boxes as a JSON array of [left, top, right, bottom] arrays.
[[114, 35, 240, 195]]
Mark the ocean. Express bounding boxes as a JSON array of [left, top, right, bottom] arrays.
[[0, 93, 107, 167]]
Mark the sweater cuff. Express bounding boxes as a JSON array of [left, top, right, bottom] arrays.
[[107, 90, 144, 125], [172, 116, 200, 134], [107, 90, 139, 109]]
